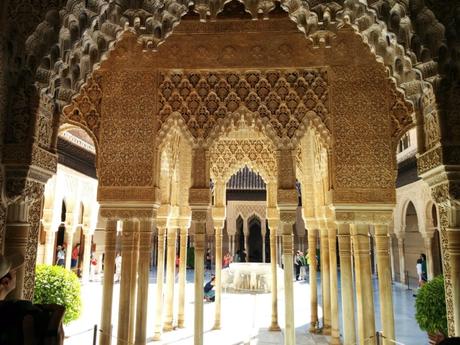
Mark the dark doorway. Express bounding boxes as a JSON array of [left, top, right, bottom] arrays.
[[248, 216, 262, 262]]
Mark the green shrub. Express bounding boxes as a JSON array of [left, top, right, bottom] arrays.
[[415, 275, 448, 336], [33, 264, 82, 324], [187, 247, 195, 269]]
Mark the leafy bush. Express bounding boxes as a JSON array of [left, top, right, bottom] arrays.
[[33, 264, 82, 324], [187, 247, 195, 269], [415, 275, 448, 336]]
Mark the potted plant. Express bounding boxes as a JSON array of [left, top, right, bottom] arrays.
[[34, 264, 82, 324], [415, 275, 448, 344]]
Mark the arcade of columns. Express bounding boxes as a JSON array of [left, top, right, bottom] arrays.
[[1, 1, 460, 344]]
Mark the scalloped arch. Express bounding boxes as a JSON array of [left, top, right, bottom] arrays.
[[27, 0, 441, 129]]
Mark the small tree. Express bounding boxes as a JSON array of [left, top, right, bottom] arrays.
[[34, 264, 82, 324], [415, 275, 448, 336]]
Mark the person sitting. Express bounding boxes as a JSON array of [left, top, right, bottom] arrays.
[[204, 275, 216, 302]]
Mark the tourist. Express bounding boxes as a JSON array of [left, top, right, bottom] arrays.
[[294, 250, 302, 281], [240, 249, 247, 262], [204, 275, 215, 302], [71, 243, 80, 269], [90, 254, 98, 282], [420, 253, 427, 282], [114, 253, 122, 283], [234, 250, 241, 262], [205, 249, 212, 270], [55, 245, 65, 266], [416, 258, 423, 285], [0, 254, 23, 301], [223, 252, 232, 268]]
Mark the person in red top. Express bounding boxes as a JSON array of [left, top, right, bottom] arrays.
[[223, 252, 232, 268], [71, 244, 80, 269]]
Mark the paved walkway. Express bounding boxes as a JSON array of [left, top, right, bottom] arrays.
[[64, 269, 427, 345]]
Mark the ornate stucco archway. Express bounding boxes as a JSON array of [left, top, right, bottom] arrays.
[[4, 0, 460, 343]]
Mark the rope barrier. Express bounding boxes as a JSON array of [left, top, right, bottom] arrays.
[[379, 333, 407, 345], [65, 327, 94, 338]]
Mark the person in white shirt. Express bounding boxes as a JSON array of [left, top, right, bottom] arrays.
[[114, 253, 122, 283], [55, 246, 65, 266]]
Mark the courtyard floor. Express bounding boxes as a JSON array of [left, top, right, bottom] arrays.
[[64, 269, 427, 345]]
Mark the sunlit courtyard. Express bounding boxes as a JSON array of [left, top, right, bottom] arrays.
[[64, 270, 427, 345]]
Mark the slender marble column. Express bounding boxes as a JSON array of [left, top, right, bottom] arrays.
[[214, 226, 223, 329], [99, 220, 117, 345], [194, 229, 206, 345], [64, 229, 74, 270], [397, 235, 406, 283], [44, 229, 56, 265], [423, 235, 435, 280], [351, 224, 376, 345], [375, 225, 395, 345], [117, 220, 139, 345], [280, 212, 296, 345], [337, 224, 356, 345], [320, 230, 331, 334], [164, 229, 177, 331], [389, 235, 396, 282], [5, 201, 30, 299], [244, 234, 249, 262], [307, 229, 319, 332], [177, 227, 188, 328], [269, 227, 280, 331], [81, 231, 92, 282], [128, 224, 139, 344], [153, 227, 166, 340], [135, 222, 153, 345], [328, 227, 340, 345], [262, 230, 266, 263]]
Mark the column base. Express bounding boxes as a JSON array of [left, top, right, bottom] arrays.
[[269, 323, 281, 332], [152, 333, 161, 341], [177, 320, 185, 329], [163, 324, 175, 332], [322, 326, 331, 335], [309, 321, 319, 334], [212, 323, 221, 330], [329, 336, 341, 345]]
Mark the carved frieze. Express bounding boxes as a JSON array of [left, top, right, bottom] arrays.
[[158, 68, 330, 148]]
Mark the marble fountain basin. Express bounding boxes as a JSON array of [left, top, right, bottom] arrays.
[[221, 262, 284, 293]]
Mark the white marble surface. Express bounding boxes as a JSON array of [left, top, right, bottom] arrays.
[[63, 269, 427, 345]]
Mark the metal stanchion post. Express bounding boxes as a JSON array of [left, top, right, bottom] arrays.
[[93, 324, 97, 345]]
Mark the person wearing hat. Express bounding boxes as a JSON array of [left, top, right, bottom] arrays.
[[0, 253, 24, 300], [0, 253, 66, 344]]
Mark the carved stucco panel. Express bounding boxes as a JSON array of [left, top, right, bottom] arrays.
[[98, 70, 156, 191], [330, 64, 396, 204]]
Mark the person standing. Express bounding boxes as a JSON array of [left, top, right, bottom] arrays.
[[71, 244, 80, 269], [294, 250, 302, 281], [114, 253, 122, 283], [420, 253, 428, 282], [55, 246, 65, 267], [205, 249, 212, 270], [240, 249, 247, 263]]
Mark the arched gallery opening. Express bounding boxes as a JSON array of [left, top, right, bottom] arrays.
[[1, 1, 460, 345]]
